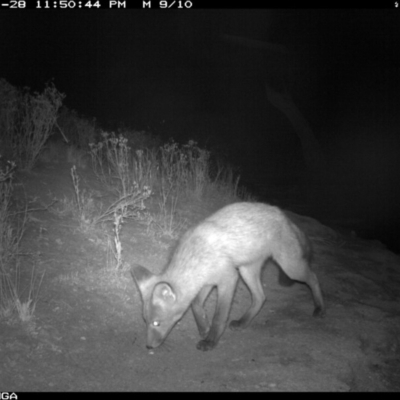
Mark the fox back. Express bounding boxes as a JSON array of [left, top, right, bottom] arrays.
[[131, 202, 325, 351]]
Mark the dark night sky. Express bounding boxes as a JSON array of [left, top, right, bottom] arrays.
[[1, 7, 400, 249]]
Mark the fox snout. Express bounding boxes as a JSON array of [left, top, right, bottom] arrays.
[[146, 324, 167, 349], [145, 335, 162, 349]]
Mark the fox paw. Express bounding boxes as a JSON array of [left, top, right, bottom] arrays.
[[313, 307, 325, 318], [229, 320, 245, 330], [196, 339, 216, 351]]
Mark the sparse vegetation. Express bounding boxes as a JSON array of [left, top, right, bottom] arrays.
[[86, 131, 243, 239], [56, 106, 97, 150], [0, 78, 64, 170], [66, 144, 88, 168], [0, 156, 43, 323], [145, 194, 187, 240]]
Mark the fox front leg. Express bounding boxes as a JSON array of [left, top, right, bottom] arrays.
[[196, 279, 237, 351], [191, 286, 213, 338]]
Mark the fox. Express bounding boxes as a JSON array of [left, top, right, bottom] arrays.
[[131, 202, 325, 351]]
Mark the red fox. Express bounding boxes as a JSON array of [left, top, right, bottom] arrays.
[[131, 202, 325, 351]]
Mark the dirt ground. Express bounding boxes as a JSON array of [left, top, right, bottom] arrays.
[[1, 156, 400, 392]]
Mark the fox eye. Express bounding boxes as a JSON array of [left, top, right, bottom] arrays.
[[152, 321, 160, 327]]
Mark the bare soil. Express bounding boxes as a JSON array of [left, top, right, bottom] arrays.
[[1, 156, 400, 392]]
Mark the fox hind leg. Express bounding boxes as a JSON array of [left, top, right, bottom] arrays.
[[304, 270, 325, 317], [274, 250, 325, 317]]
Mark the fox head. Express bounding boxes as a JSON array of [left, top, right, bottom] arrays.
[[131, 264, 187, 349]]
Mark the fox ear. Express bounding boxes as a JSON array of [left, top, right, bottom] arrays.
[[152, 282, 176, 306], [130, 264, 154, 285]]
